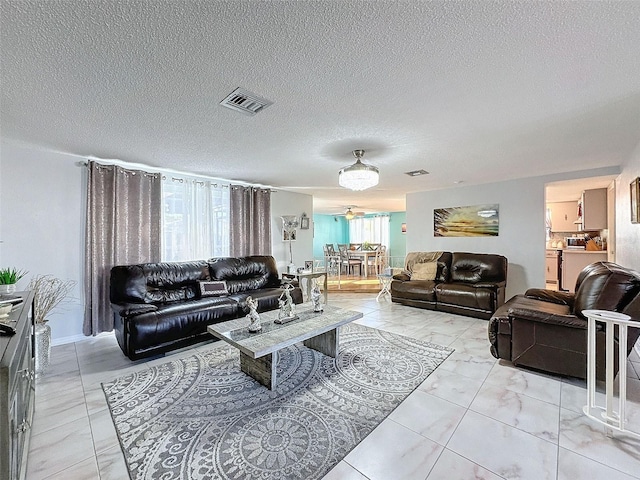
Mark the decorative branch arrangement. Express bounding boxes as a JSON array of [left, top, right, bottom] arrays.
[[28, 275, 76, 324]]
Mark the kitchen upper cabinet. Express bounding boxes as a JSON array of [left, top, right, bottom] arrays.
[[581, 188, 607, 231], [549, 201, 579, 232]]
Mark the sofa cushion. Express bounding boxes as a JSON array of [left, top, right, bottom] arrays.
[[450, 252, 506, 284], [411, 262, 438, 280], [435, 283, 495, 311], [128, 297, 239, 350], [110, 261, 210, 304], [208, 256, 281, 294], [391, 280, 437, 301]]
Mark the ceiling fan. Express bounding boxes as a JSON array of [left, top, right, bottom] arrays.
[[339, 206, 365, 220]]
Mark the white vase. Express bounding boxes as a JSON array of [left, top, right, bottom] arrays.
[[35, 323, 52, 377], [0, 284, 16, 294]]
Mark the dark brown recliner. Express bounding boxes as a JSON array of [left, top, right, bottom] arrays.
[[489, 262, 640, 380]]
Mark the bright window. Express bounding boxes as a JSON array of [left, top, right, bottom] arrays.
[[348, 215, 390, 247], [162, 176, 230, 261]]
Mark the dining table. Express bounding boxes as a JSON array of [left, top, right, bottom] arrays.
[[347, 250, 380, 277]]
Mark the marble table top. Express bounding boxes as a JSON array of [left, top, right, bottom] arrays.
[[207, 303, 362, 359]]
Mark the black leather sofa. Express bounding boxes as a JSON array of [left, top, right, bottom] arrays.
[[391, 252, 508, 319], [110, 255, 302, 360], [489, 261, 640, 380]]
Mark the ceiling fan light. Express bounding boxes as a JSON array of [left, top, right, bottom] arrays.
[[344, 209, 355, 220], [338, 150, 379, 191]]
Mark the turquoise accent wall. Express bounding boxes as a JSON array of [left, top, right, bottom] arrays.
[[312, 212, 407, 267], [312, 215, 349, 259], [389, 212, 407, 267]]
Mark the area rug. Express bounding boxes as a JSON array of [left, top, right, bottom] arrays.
[[102, 323, 453, 480]]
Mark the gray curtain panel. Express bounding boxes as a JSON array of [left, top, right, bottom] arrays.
[[230, 186, 271, 257], [84, 161, 161, 336]]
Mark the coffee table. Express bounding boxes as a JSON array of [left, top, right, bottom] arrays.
[[207, 303, 362, 389]]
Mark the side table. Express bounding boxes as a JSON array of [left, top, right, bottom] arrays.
[[582, 309, 640, 439], [283, 271, 328, 305], [376, 274, 393, 302]]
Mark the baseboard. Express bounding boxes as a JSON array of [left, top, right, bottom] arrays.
[[52, 331, 112, 346]]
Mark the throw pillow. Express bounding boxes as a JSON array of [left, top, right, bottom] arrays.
[[199, 281, 228, 296], [411, 262, 438, 281]]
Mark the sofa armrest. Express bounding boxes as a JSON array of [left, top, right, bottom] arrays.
[[472, 281, 505, 289], [508, 307, 587, 329], [111, 302, 158, 318], [393, 273, 411, 281], [524, 288, 575, 308]]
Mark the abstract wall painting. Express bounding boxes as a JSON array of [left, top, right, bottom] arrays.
[[434, 204, 499, 237]]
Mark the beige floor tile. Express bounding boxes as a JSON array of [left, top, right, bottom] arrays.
[[448, 410, 558, 480], [418, 369, 484, 408], [345, 419, 443, 480], [470, 383, 560, 443], [27, 416, 95, 480], [427, 449, 503, 480], [390, 389, 466, 445], [323, 461, 370, 479]]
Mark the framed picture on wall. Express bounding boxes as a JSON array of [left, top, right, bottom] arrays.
[[300, 215, 310, 230], [283, 230, 297, 242], [631, 177, 640, 224]]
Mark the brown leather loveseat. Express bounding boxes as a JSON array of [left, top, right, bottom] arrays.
[[391, 251, 508, 319], [489, 261, 640, 380]]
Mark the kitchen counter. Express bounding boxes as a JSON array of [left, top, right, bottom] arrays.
[[561, 249, 607, 253], [562, 250, 608, 292]]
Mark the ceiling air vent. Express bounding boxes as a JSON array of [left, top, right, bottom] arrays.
[[220, 87, 273, 116], [405, 169, 429, 177]]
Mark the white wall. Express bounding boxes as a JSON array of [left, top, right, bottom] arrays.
[[270, 191, 314, 272], [406, 166, 622, 300], [0, 141, 85, 343], [615, 140, 640, 271]]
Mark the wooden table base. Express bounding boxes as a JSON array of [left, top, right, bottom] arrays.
[[239, 328, 339, 389]]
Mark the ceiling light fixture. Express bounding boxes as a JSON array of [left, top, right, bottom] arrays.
[[344, 208, 356, 221], [338, 149, 379, 191]]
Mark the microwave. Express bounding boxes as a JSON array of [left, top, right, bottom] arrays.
[[565, 237, 586, 249]]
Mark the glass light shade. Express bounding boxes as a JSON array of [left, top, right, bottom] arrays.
[[338, 160, 379, 191]]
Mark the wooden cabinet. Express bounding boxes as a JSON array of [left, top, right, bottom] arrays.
[[549, 201, 579, 232], [581, 188, 607, 231], [562, 251, 607, 293], [0, 291, 35, 480]]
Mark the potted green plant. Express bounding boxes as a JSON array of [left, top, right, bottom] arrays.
[[0, 267, 27, 294], [28, 275, 76, 376]]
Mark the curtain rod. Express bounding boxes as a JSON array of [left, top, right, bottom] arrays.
[[79, 159, 277, 191]]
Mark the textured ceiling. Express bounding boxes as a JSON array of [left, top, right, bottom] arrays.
[[2, 1, 640, 214]]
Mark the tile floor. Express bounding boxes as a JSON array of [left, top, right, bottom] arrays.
[[27, 292, 640, 480]]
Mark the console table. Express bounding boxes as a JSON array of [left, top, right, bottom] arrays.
[[283, 271, 328, 305], [0, 291, 35, 480]]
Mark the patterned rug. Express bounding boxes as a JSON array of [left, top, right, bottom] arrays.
[[102, 323, 453, 480]]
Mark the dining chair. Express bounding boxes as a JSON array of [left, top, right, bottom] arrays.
[[367, 244, 385, 274], [323, 244, 339, 275], [338, 244, 363, 275]]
